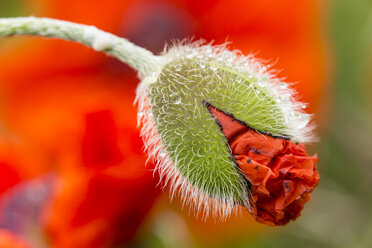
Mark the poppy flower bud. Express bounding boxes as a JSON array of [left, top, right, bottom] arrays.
[[136, 42, 319, 223], [0, 18, 319, 225]]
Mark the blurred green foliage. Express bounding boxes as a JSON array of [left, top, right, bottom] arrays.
[[0, 0, 23, 17]]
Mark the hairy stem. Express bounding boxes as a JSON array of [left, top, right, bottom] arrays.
[[0, 17, 160, 76]]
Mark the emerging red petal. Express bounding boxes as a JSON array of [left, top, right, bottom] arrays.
[[208, 105, 319, 226]]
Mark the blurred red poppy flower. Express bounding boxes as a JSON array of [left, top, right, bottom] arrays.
[[0, 163, 20, 195], [0, 229, 31, 248], [44, 110, 160, 247], [0, 0, 327, 246], [0, 0, 162, 246]]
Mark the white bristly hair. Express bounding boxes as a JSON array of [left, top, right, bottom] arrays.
[[136, 75, 241, 220]]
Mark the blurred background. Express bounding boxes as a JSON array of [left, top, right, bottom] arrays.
[[0, 0, 371, 247]]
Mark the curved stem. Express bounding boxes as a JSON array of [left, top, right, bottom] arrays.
[[0, 17, 161, 77]]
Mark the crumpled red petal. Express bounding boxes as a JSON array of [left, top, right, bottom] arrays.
[[208, 105, 319, 226]]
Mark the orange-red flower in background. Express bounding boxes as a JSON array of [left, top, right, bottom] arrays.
[[0, 229, 31, 248], [45, 110, 160, 247], [0, 0, 162, 246], [0, 0, 327, 246], [0, 163, 20, 195]]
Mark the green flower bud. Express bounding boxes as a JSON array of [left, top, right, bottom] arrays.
[[136, 42, 314, 218]]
